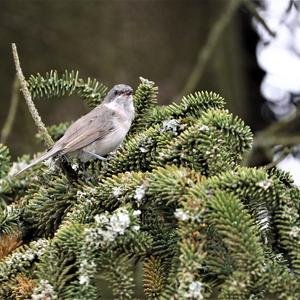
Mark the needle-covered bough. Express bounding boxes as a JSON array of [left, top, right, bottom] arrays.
[[1, 71, 300, 300]]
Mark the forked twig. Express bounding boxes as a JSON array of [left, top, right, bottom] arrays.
[[11, 43, 54, 148]]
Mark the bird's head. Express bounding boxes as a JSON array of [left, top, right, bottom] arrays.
[[104, 84, 133, 103]]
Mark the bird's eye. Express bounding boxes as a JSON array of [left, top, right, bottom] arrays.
[[114, 90, 118, 95]]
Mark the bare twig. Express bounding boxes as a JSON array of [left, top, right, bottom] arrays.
[[244, 0, 276, 38], [242, 106, 300, 166], [11, 44, 79, 181], [11, 43, 54, 148], [264, 147, 293, 170], [178, 0, 241, 99], [1, 77, 20, 144]]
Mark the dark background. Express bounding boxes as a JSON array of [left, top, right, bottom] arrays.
[[0, 0, 265, 158]]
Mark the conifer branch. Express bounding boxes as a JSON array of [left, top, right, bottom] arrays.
[[2, 70, 300, 298], [11, 43, 54, 148], [0, 145, 11, 179], [27, 70, 107, 108]]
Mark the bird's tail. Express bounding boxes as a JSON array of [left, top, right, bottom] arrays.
[[15, 148, 60, 176]]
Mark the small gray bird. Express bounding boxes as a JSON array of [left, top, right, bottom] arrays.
[[16, 84, 134, 175]]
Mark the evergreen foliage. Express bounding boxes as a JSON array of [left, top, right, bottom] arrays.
[[27, 70, 107, 108], [0, 72, 300, 299], [0, 144, 11, 179]]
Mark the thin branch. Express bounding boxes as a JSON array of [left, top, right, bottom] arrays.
[[11, 43, 54, 148], [264, 147, 293, 170], [242, 106, 300, 166], [1, 77, 20, 144], [244, 0, 276, 38], [178, 0, 241, 99]]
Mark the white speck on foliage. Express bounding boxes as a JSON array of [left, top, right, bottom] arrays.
[[174, 208, 189, 221], [290, 226, 300, 238], [110, 211, 130, 234], [140, 147, 148, 153], [71, 163, 79, 171], [134, 185, 146, 204], [257, 179, 272, 190], [94, 214, 109, 225], [139, 77, 154, 87], [5, 239, 48, 267], [162, 119, 180, 133], [43, 158, 56, 171], [133, 225, 140, 231], [78, 259, 96, 286], [133, 210, 141, 216], [185, 281, 204, 299], [112, 186, 123, 198], [85, 208, 133, 247], [198, 125, 209, 132], [79, 274, 90, 285], [31, 280, 57, 300]]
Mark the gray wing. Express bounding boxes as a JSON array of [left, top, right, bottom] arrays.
[[54, 106, 115, 154]]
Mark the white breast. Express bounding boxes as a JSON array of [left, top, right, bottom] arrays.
[[104, 99, 134, 123], [79, 99, 134, 161]]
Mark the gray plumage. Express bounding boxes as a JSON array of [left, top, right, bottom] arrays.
[[16, 84, 134, 175]]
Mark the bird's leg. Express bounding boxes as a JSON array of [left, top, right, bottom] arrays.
[[84, 151, 108, 161]]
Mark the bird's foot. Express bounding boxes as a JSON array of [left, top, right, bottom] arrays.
[[84, 151, 108, 161]]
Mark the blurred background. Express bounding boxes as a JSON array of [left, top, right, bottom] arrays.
[[1, 0, 299, 180], [0, 0, 300, 180]]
